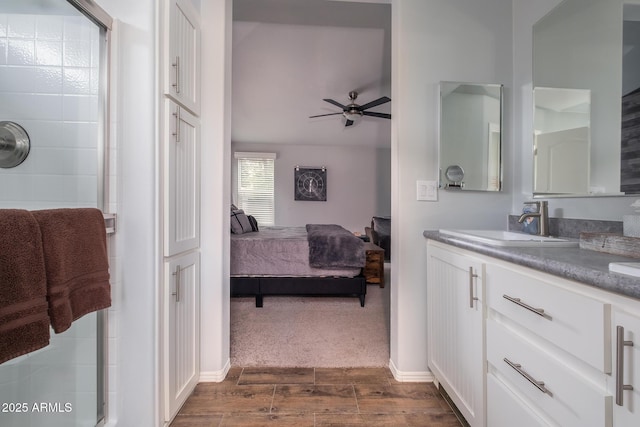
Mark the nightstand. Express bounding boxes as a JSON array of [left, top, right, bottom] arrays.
[[363, 242, 385, 288]]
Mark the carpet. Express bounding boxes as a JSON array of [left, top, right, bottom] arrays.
[[230, 265, 390, 368]]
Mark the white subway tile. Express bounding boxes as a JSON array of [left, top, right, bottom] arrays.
[[63, 67, 92, 94], [0, 14, 7, 38], [7, 38, 35, 65], [62, 94, 98, 122], [0, 39, 7, 65], [35, 39, 63, 66], [63, 39, 91, 67], [8, 15, 35, 39], [0, 93, 63, 120], [36, 15, 64, 41]]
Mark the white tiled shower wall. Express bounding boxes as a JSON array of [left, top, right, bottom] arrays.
[[0, 13, 105, 427], [0, 13, 100, 209]]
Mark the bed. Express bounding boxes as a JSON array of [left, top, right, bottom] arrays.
[[230, 225, 367, 307]]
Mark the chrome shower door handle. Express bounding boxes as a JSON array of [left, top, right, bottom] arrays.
[[172, 55, 180, 94], [616, 325, 634, 406], [469, 267, 479, 308], [172, 264, 181, 302]]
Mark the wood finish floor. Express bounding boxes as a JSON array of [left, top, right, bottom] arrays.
[[170, 367, 463, 426]]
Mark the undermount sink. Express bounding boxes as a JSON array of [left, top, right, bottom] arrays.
[[439, 229, 579, 247]]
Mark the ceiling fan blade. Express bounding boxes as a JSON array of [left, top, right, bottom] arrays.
[[345, 119, 354, 127], [362, 111, 391, 119], [358, 96, 391, 111], [309, 112, 343, 118], [323, 99, 347, 109]]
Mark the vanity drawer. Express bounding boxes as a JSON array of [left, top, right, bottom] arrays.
[[487, 319, 612, 427], [485, 263, 610, 373], [487, 373, 549, 427]]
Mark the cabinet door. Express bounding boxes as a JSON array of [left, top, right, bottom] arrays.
[[165, 251, 200, 421], [427, 243, 485, 427], [164, 100, 200, 256], [165, 0, 200, 115], [612, 308, 640, 426]]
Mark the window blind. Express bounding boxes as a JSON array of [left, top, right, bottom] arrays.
[[235, 152, 275, 226]]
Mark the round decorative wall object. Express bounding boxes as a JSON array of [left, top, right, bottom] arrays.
[[294, 167, 327, 201]]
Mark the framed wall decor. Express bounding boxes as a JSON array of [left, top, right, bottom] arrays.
[[294, 166, 327, 201]]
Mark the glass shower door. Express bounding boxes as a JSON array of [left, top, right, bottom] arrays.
[[0, 0, 110, 425]]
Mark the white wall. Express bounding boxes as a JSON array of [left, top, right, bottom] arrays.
[[390, 0, 513, 377], [232, 142, 391, 232], [95, 0, 158, 426], [512, 0, 636, 219]]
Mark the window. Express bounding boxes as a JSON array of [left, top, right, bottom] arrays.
[[235, 152, 276, 225]]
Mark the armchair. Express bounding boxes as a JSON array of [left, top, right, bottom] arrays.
[[365, 216, 391, 261]]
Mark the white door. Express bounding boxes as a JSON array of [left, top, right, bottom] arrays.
[[164, 0, 200, 115], [534, 127, 589, 194], [427, 243, 485, 427], [612, 308, 640, 426], [165, 251, 200, 420], [164, 100, 200, 257]]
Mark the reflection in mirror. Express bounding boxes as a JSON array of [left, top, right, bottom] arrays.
[[534, 87, 590, 194], [622, 4, 640, 194], [533, 0, 628, 196], [439, 82, 502, 192]]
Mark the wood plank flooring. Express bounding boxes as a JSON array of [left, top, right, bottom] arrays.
[[170, 367, 463, 426]]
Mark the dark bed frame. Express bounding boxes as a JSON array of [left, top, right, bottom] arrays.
[[231, 275, 367, 307]]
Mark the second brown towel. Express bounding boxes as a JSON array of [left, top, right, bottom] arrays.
[[0, 209, 50, 364], [32, 208, 111, 334]]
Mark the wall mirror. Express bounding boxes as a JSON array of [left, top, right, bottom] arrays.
[[532, 0, 638, 196], [439, 82, 503, 192]]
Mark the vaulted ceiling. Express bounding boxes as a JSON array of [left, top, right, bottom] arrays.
[[232, 0, 391, 148]]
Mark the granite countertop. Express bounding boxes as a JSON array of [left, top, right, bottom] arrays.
[[423, 230, 640, 301]]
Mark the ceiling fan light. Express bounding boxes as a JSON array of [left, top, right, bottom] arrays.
[[343, 110, 362, 121]]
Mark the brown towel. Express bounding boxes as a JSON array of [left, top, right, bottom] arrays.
[[32, 208, 111, 334], [0, 209, 50, 364]]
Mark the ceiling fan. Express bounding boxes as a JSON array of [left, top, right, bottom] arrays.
[[309, 91, 391, 127]]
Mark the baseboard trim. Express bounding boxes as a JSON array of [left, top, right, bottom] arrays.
[[388, 359, 434, 382], [199, 358, 231, 382]]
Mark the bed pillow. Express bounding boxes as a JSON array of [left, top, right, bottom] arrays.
[[248, 215, 259, 232], [231, 209, 252, 234]]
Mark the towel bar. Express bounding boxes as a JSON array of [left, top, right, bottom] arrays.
[[103, 213, 116, 235]]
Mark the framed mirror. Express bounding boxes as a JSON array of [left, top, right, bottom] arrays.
[[532, 0, 633, 196], [439, 82, 503, 192]]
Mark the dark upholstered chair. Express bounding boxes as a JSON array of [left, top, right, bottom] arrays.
[[365, 216, 391, 261]]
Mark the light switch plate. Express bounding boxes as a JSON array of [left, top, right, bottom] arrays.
[[417, 180, 438, 201]]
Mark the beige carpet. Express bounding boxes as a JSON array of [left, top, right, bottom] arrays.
[[230, 265, 390, 368]]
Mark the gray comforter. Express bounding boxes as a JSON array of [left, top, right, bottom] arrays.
[[306, 224, 366, 268], [230, 226, 361, 277]]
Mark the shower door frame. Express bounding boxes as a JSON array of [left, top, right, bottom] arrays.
[[65, 1, 113, 425]]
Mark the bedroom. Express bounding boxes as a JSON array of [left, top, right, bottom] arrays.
[[228, 0, 392, 364]]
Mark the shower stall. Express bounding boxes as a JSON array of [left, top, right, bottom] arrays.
[[0, 0, 112, 426]]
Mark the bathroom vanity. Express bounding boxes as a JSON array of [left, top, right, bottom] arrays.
[[424, 230, 640, 427]]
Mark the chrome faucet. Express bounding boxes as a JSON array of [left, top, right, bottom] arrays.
[[518, 201, 549, 237]]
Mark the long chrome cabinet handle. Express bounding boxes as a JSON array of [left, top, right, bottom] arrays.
[[504, 358, 553, 397], [503, 294, 551, 320], [469, 267, 479, 308], [172, 55, 180, 94], [172, 106, 181, 142], [616, 325, 634, 406], [172, 264, 181, 302]]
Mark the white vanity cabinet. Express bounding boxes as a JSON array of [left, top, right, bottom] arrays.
[[427, 241, 485, 427], [426, 238, 640, 427], [612, 308, 640, 425]]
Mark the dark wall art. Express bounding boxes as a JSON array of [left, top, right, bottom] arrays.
[[294, 167, 327, 201]]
